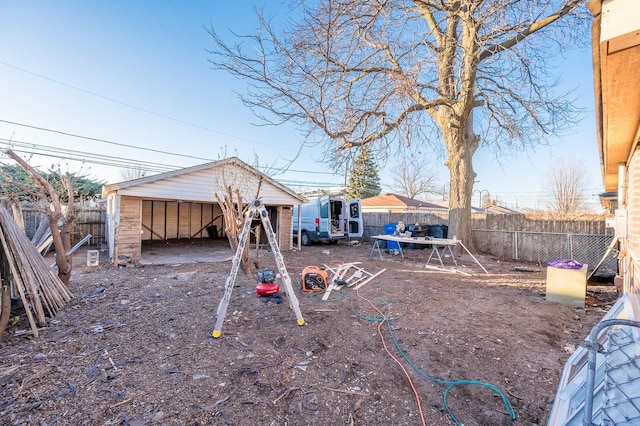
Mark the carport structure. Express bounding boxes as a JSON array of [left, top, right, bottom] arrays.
[[102, 157, 305, 264]]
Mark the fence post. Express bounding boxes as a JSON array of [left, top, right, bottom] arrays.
[[467, 229, 613, 268]]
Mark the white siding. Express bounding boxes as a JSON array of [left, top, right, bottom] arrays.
[[113, 164, 301, 205], [601, 0, 640, 42], [626, 151, 640, 293]]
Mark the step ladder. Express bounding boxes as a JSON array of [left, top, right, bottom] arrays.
[[212, 199, 304, 338]]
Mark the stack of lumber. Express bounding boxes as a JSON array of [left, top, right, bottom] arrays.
[[0, 205, 72, 338], [31, 218, 53, 255]]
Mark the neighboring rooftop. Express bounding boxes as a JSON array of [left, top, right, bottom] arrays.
[[361, 193, 449, 212]]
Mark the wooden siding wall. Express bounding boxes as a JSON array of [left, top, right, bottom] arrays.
[[280, 206, 293, 251], [141, 200, 223, 240], [627, 151, 640, 293], [116, 196, 142, 261]]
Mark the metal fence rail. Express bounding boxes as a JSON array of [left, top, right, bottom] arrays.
[[472, 229, 618, 272]]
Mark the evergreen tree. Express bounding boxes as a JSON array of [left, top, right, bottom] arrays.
[[346, 147, 381, 199], [0, 164, 105, 202]]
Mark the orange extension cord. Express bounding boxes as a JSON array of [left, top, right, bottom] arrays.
[[355, 287, 427, 426]]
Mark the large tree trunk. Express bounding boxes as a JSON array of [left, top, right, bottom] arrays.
[[446, 150, 476, 253], [441, 110, 479, 253]]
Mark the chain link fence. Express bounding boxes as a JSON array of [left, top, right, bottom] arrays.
[[472, 229, 618, 272], [601, 326, 640, 425]]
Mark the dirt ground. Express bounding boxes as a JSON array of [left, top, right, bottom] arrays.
[[0, 240, 619, 425]]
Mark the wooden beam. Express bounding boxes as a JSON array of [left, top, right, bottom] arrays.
[[190, 219, 214, 239], [142, 223, 164, 240]]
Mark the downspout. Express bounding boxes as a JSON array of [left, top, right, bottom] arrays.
[[618, 163, 626, 208], [618, 164, 629, 293]]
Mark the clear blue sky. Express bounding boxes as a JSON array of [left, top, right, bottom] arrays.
[[0, 1, 603, 211]]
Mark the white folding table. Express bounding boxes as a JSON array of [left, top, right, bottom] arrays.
[[369, 234, 488, 274]]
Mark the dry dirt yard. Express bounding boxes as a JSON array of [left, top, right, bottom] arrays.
[[0, 241, 618, 426]]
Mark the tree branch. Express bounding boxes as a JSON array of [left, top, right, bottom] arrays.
[[479, 0, 583, 61], [3, 150, 62, 213]]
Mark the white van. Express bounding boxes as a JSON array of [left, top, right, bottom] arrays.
[[292, 195, 363, 245]]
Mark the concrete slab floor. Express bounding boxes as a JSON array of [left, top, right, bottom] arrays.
[[139, 239, 233, 265]]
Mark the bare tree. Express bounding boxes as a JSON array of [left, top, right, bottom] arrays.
[[433, 183, 450, 202], [213, 162, 265, 274], [207, 0, 588, 247], [481, 192, 493, 209], [216, 186, 252, 273], [389, 147, 439, 199], [120, 167, 148, 181], [545, 159, 591, 216], [4, 150, 75, 285]]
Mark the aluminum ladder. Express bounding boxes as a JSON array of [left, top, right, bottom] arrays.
[[212, 199, 304, 338]]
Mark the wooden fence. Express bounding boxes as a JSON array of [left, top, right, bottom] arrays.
[[470, 214, 610, 234], [363, 212, 610, 238], [363, 211, 614, 269], [362, 212, 448, 239], [23, 206, 107, 246]]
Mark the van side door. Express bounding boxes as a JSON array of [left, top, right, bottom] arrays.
[[347, 198, 363, 238]]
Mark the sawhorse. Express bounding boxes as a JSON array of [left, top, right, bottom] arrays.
[[369, 238, 404, 260], [426, 244, 458, 269]]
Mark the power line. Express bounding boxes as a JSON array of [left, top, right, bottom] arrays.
[[0, 60, 305, 153], [0, 138, 347, 187], [0, 60, 270, 146], [0, 118, 213, 162], [0, 61, 341, 176], [2, 123, 595, 202], [0, 119, 338, 175], [0, 139, 177, 174]]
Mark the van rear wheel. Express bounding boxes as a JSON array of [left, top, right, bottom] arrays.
[[301, 231, 311, 246]]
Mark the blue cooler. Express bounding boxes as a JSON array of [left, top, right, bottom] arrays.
[[383, 223, 401, 252]]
